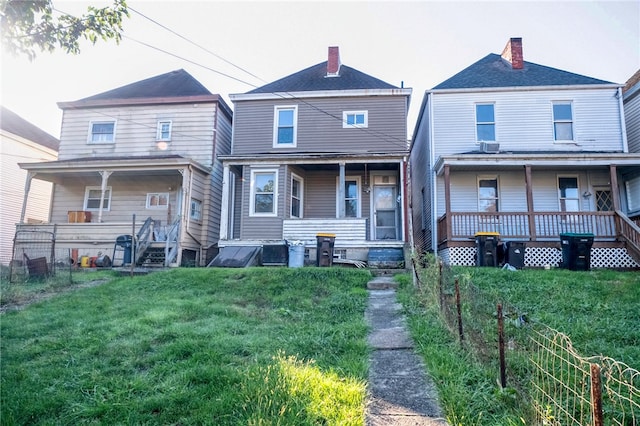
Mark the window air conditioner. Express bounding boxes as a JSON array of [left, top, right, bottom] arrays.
[[480, 142, 500, 153]]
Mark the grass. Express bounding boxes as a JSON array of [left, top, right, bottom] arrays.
[[397, 258, 640, 426], [1, 267, 371, 425]]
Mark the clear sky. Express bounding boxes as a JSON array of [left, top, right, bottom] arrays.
[[1, 0, 639, 139]]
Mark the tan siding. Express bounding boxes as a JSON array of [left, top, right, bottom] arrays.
[[232, 96, 408, 154]]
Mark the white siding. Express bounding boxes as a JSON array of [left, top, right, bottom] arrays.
[[432, 88, 624, 158]]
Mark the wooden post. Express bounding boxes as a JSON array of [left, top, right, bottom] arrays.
[[444, 164, 452, 242], [130, 214, 136, 277], [524, 165, 536, 241], [609, 165, 621, 212], [455, 278, 464, 343], [338, 163, 346, 218], [439, 261, 444, 311], [498, 303, 506, 388], [590, 363, 604, 426]]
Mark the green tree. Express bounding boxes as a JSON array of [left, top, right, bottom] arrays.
[[1, 0, 129, 60]]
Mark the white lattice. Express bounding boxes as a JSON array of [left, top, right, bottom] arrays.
[[442, 246, 476, 266], [525, 247, 563, 268], [590, 248, 639, 269]]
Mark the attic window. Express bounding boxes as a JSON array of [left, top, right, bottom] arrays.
[[343, 111, 368, 128]]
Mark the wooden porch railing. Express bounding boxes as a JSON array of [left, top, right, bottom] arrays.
[[615, 210, 640, 264], [438, 211, 618, 244]]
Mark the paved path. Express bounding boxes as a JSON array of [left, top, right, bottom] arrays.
[[365, 276, 448, 425]]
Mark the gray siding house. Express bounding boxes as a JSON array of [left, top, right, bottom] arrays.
[[623, 69, 640, 221], [410, 38, 640, 268], [16, 70, 232, 267], [218, 47, 412, 265]]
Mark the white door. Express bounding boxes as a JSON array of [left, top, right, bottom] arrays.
[[373, 185, 398, 240]]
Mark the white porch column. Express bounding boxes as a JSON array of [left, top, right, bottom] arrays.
[[219, 165, 231, 240], [338, 162, 346, 218], [176, 167, 191, 266], [98, 171, 112, 223], [19, 171, 35, 224]]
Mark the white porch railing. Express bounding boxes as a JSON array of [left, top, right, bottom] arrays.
[[282, 218, 368, 246]]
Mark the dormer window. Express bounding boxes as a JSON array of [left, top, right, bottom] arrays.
[[88, 121, 115, 144], [343, 111, 368, 128], [273, 106, 297, 147], [156, 120, 172, 141]]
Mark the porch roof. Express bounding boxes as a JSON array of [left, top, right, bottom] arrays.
[[434, 152, 640, 175], [218, 151, 409, 166]]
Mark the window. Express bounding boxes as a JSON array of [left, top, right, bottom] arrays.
[[291, 174, 303, 218], [250, 170, 278, 216], [89, 121, 115, 143], [476, 104, 495, 141], [336, 177, 361, 218], [343, 111, 368, 128], [558, 177, 579, 212], [190, 198, 202, 221], [146, 193, 169, 209], [84, 186, 111, 210], [273, 106, 297, 147], [553, 102, 574, 141], [626, 177, 640, 212], [156, 120, 172, 141], [478, 178, 499, 212]]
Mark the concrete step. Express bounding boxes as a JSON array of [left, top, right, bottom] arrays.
[[369, 268, 409, 277], [367, 276, 398, 290]]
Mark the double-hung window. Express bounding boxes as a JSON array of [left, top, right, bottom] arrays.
[[475, 104, 495, 141], [156, 120, 172, 141], [558, 177, 580, 212], [343, 111, 368, 128], [336, 177, 361, 218], [84, 186, 111, 210], [89, 121, 115, 144], [478, 178, 499, 212], [553, 102, 574, 141], [190, 198, 202, 221], [250, 170, 278, 216], [146, 193, 169, 209], [273, 106, 297, 147], [291, 174, 303, 218]]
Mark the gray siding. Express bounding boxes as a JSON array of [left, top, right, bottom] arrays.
[[239, 166, 285, 240], [624, 91, 640, 153], [409, 96, 432, 251], [232, 96, 408, 155]]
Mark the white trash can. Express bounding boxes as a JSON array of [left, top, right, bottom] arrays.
[[288, 242, 305, 268]]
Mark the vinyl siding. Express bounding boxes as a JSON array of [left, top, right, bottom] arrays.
[[409, 96, 432, 251], [58, 103, 218, 166], [232, 96, 408, 155], [239, 166, 285, 240], [624, 91, 640, 153], [431, 88, 624, 157]]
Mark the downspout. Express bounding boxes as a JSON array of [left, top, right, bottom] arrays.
[[19, 171, 35, 223]]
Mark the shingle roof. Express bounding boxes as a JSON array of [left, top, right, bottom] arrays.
[[248, 61, 398, 93], [0, 106, 59, 151], [80, 69, 212, 101], [433, 54, 613, 90]]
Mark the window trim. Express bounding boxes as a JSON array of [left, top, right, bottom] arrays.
[[87, 120, 116, 144], [146, 192, 169, 210], [83, 186, 112, 211], [552, 101, 574, 142], [475, 103, 496, 142], [190, 198, 203, 221], [156, 120, 172, 142], [557, 175, 580, 212], [273, 106, 298, 148], [477, 176, 499, 213], [335, 176, 361, 218], [343, 110, 368, 128], [250, 169, 279, 217], [290, 173, 304, 219]]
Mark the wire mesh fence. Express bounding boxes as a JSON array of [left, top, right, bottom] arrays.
[[412, 253, 639, 425]]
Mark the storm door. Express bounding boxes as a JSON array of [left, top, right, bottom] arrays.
[[373, 184, 398, 240]]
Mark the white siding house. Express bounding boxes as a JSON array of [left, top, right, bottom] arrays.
[[0, 107, 59, 266]]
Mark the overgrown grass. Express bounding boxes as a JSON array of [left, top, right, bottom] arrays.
[[1, 267, 371, 425], [398, 259, 639, 425]]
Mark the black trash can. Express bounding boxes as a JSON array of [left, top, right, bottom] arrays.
[[504, 241, 526, 269], [559, 233, 594, 271], [475, 232, 499, 267], [316, 233, 336, 267], [114, 234, 133, 265]]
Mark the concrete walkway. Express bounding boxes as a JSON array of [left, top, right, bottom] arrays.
[[365, 276, 448, 425]]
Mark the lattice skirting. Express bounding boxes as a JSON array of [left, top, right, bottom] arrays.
[[441, 246, 639, 269]]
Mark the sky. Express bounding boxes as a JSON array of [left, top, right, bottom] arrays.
[[1, 0, 639, 140]]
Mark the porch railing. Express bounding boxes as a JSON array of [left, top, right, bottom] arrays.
[[164, 217, 180, 266], [438, 211, 617, 244], [616, 210, 640, 263]]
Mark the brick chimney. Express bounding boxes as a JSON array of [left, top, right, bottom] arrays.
[[501, 38, 523, 70], [327, 46, 341, 76]]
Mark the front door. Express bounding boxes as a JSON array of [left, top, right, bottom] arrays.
[[373, 185, 397, 240]]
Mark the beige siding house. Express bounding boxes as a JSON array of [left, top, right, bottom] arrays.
[[1, 107, 59, 265], [17, 70, 232, 267], [218, 47, 412, 266], [410, 38, 640, 269]]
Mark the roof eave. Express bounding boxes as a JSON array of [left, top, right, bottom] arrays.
[[430, 83, 622, 94], [230, 88, 412, 102], [58, 94, 224, 109]]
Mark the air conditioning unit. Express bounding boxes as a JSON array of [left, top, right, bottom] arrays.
[[480, 141, 500, 153]]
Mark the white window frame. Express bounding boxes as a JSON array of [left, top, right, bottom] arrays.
[[343, 110, 368, 128], [475, 103, 496, 142], [84, 186, 112, 211], [552, 101, 574, 142], [273, 106, 298, 148], [250, 169, 278, 217], [290, 173, 304, 219], [190, 198, 202, 221], [625, 177, 640, 212], [87, 121, 116, 144], [558, 175, 580, 212], [335, 176, 361, 218], [146, 192, 169, 210], [156, 120, 172, 141], [477, 176, 499, 213]]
